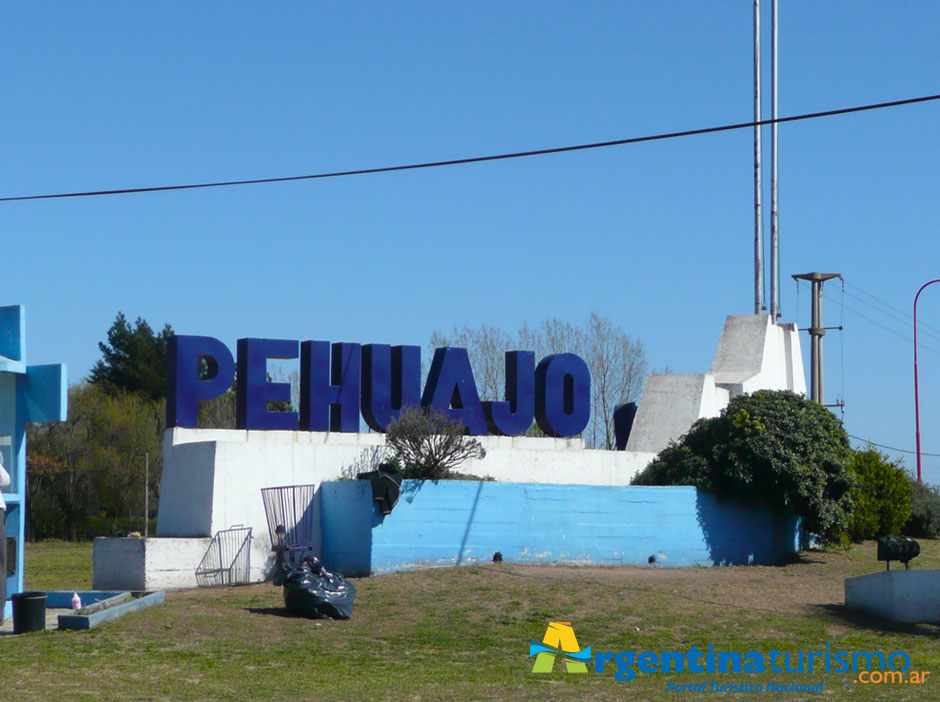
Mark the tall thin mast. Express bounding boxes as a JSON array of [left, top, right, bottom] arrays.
[[770, 0, 780, 319], [753, 0, 764, 314]]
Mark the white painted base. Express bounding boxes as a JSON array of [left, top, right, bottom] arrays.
[[157, 427, 656, 539], [92, 536, 277, 591], [845, 570, 940, 622]]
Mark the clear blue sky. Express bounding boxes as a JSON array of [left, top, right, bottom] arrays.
[[3, 3, 939, 481]]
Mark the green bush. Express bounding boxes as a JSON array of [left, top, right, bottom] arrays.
[[904, 476, 940, 538], [846, 448, 912, 542], [632, 390, 855, 544]]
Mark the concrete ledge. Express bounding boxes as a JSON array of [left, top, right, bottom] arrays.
[[57, 591, 165, 630], [845, 570, 940, 622], [93, 536, 276, 590]]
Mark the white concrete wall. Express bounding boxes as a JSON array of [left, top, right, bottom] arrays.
[[157, 428, 653, 540], [93, 536, 275, 591], [845, 570, 940, 623]]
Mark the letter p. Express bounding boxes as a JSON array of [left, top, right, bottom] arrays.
[[167, 335, 235, 428]]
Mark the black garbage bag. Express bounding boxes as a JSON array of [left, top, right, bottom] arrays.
[[278, 557, 356, 620]]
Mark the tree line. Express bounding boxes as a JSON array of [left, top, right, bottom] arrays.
[[27, 313, 169, 540]]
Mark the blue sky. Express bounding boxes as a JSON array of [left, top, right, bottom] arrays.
[[3, 3, 939, 481]]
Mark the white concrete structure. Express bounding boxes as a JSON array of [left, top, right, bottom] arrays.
[[845, 570, 940, 623], [95, 313, 806, 589], [626, 314, 805, 454], [93, 536, 275, 591], [156, 428, 656, 540]]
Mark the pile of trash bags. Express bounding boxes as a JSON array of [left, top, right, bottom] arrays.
[[273, 556, 356, 620]]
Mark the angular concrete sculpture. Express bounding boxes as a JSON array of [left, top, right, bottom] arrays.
[[625, 314, 805, 455]]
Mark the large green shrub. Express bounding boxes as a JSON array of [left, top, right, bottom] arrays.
[[904, 476, 940, 538], [846, 448, 912, 542], [631, 390, 855, 544]]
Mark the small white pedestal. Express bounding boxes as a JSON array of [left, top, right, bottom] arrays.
[[845, 569, 940, 623]]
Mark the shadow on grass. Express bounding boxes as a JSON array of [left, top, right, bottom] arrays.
[[246, 606, 327, 620], [772, 552, 827, 566], [814, 603, 940, 638]]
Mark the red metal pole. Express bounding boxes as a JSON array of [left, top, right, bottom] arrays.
[[914, 279, 940, 483]]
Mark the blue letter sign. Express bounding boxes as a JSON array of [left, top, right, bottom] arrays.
[[535, 353, 591, 437], [482, 351, 535, 435], [236, 338, 299, 430], [360, 344, 421, 432], [167, 335, 591, 437], [167, 335, 235, 428], [299, 341, 361, 432], [422, 347, 488, 435]]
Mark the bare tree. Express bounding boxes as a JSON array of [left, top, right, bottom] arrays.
[[430, 324, 512, 402], [582, 313, 646, 450], [429, 313, 647, 449], [385, 407, 486, 479]]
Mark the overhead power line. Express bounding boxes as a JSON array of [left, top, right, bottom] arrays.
[[1, 93, 939, 204], [823, 292, 940, 358], [848, 433, 940, 458], [841, 288, 940, 346], [845, 281, 940, 338]]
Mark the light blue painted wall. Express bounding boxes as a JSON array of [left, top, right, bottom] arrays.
[[0, 306, 67, 618], [319, 480, 801, 576]]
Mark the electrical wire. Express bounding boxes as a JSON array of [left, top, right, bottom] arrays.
[[846, 281, 940, 338], [1, 93, 939, 204], [848, 434, 940, 458], [842, 287, 940, 344], [822, 292, 940, 358]]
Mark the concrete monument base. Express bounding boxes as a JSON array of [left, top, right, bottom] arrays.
[[845, 570, 940, 623], [92, 536, 276, 591]]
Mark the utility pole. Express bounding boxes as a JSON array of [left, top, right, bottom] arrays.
[[792, 272, 841, 404]]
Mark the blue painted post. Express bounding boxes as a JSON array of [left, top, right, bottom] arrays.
[[0, 306, 68, 618]]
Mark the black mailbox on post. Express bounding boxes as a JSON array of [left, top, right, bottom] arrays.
[[876, 536, 920, 570]]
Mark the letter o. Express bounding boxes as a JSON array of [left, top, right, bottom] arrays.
[[870, 671, 883, 684], [534, 353, 590, 437]]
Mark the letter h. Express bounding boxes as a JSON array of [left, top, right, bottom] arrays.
[[300, 341, 361, 432]]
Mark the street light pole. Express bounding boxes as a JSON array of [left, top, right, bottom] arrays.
[[914, 279, 940, 483]]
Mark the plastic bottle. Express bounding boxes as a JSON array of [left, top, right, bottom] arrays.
[[71, 592, 82, 611]]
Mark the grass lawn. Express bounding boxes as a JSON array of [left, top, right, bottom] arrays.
[[5, 540, 939, 701]]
